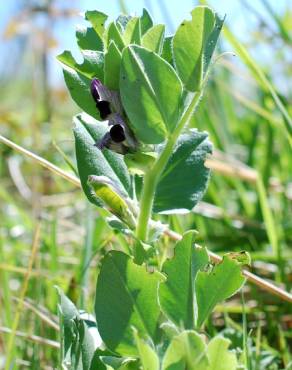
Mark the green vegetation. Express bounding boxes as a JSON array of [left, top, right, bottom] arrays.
[[0, 1, 291, 369]]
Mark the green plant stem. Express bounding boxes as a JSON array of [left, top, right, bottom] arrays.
[[136, 91, 202, 241]]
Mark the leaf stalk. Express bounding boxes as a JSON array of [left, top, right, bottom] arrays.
[[136, 91, 202, 241]]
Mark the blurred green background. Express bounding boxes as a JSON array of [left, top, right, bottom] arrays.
[[0, 0, 291, 368]]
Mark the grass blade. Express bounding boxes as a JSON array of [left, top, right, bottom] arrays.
[[5, 222, 41, 370], [223, 27, 292, 142]]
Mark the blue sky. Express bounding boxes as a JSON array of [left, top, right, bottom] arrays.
[[0, 0, 289, 85]]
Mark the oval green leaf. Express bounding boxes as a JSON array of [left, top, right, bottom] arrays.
[[104, 41, 122, 90], [207, 336, 238, 370], [123, 17, 141, 45], [154, 129, 212, 213], [140, 8, 153, 35], [141, 24, 165, 54], [162, 330, 209, 370], [133, 330, 160, 370], [120, 45, 183, 144], [73, 113, 131, 206], [95, 251, 164, 356], [173, 6, 216, 91], [58, 50, 104, 119], [106, 22, 125, 51]]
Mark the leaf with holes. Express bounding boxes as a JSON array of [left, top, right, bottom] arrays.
[[195, 254, 246, 328], [173, 6, 223, 91], [85, 10, 108, 40], [159, 231, 209, 329]]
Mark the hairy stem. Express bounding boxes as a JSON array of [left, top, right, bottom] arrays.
[[136, 91, 203, 241]]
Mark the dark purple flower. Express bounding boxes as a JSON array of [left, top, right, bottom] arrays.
[[110, 124, 126, 143], [97, 101, 111, 120], [90, 79, 112, 120], [94, 124, 128, 154], [95, 131, 126, 155], [90, 78, 138, 155], [90, 79, 101, 102]]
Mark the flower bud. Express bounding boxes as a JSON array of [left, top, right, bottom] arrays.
[[88, 175, 136, 229]]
